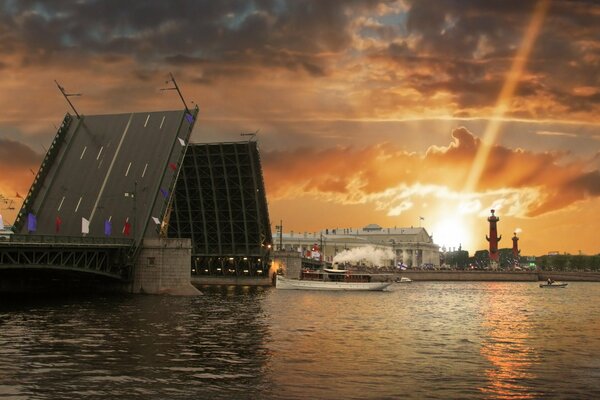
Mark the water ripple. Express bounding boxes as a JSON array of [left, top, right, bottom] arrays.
[[1, 283, 599, 399]]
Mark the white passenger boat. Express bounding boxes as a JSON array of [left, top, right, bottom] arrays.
[[396, 277, 412, 283], [539, 281, 568, 288], [276, 269, 392, 291]]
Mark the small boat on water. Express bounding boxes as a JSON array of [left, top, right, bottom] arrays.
[[539, 281, 568, 288], [396, 277, 412, 283], [276, 268, 392, 291]]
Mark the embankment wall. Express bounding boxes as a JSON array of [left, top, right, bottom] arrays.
[[190, 270, 600, 286]]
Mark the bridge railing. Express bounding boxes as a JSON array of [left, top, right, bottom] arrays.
[[13, 113, 73, 232], [6, 234, 134, 247]]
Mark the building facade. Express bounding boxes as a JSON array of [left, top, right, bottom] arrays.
[[274, 223, 440, 269]]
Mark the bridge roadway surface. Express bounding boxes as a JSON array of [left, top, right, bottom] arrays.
[[17, 109, 195, 242]]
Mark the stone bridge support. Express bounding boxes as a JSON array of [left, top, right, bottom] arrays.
[[131, 238, 200, 295]]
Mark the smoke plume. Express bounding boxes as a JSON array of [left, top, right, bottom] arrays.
[[332, 245, 395, 268]]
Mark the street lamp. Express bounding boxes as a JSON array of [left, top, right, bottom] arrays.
[[275, 219, 283, 250], [241, 130, 258, 142]]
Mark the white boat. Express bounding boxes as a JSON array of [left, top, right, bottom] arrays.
[[396, 277, 412, 283], [539, 281, 568, 288], [276, 269, 392, 291]]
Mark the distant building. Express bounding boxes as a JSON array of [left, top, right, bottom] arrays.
[[274, 223, 440, 268], [0, 225, 13, 240]]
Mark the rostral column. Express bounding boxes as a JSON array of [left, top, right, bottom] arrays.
[[512, 232, 520, 266], [486, 209, 502, 263]]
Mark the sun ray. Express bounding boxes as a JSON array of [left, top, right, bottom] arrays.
[[464, 0, 551, 193]]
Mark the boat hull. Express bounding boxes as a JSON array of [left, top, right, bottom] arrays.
[[539, 283, 568, 288], [276, 275, 392, 291]]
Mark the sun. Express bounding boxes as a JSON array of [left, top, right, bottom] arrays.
[[431, 215, 472, 251]]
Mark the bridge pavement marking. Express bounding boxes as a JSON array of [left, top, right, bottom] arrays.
[[88, 113, 134, 226]]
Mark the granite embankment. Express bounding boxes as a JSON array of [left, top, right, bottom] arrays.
[[394, 270, 600, 282], [191, 271, 600, 286]]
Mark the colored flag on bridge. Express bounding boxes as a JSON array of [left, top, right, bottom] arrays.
[[123, 218, 131, 236], [82, 217, 89, 235], [168, 162, 177, 171], [27, 213, 36, 232], [160, 188, 169, 199], [152, 216, 161, 225], [185, 113, 194, 124], [178, 137, 186, 146], [55, 216, 62, 233], [104, 219, 112, 236]]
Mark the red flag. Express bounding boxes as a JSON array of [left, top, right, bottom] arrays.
[[55, 216, 62, 233], [168, 162, 177, 171], [123, 219, 131, 236]]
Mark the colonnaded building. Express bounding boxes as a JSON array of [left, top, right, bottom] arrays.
[[275, 223, 440, 269]]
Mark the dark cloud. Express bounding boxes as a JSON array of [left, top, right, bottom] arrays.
[[405, 0, 534, 58], [0, 138, 42, 195], [0, 1, 598, 123], [374, 0, 600, 116], [0, 138, 41, 167], [569, 171, 600, 197], [551, 90, 600, 113], [1, 0, 386, 78]]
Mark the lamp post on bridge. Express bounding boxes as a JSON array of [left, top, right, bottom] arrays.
[[124, 181, 137, 240], [275, 220, 283, 250]]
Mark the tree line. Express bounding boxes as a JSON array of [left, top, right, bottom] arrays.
[[441, 249, 600, 272]]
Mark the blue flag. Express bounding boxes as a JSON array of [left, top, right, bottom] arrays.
[[185, 113, 194, 124], [28, 213, 37, 232], [160, 188, 169, 199], [104, 219, 112, 236]]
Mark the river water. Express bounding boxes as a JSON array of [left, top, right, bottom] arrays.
[[1, 282, 599, 399]]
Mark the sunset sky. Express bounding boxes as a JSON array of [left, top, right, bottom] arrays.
[[1, 0, 599, 255]]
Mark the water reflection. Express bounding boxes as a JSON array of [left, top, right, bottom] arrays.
[[264, 290, 411, 399], [0, 287, 274, 400], [479, 283, 540, 399], [1, 283, 600, 399]]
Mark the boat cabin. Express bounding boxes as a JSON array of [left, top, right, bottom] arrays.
[[300, 268, 372, 283]]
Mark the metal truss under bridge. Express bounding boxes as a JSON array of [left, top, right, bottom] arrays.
[[0, 235, 135, 281]]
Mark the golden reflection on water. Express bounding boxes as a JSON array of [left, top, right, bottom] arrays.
[[267, 291, 406, 399], [479, 283, 539, 399]]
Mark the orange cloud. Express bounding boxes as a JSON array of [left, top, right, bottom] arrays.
[[262, 127, 600, 217], [0, 139, 41, 221]]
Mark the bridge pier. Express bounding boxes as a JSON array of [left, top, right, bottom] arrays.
[[273, 251, 307, 279], [131, 238, 200, 295]]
